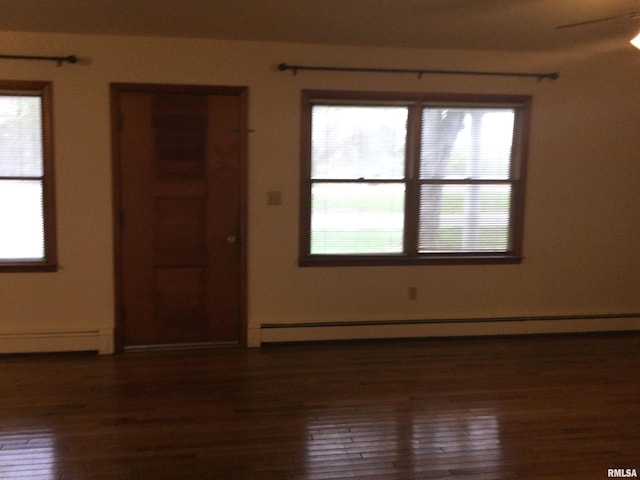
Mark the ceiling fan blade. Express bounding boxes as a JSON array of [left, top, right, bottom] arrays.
[[556, 12, 638, 29]]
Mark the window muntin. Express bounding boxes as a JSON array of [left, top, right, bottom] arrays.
[[300, 91, 529, 266], [0, 82, 56, 271]]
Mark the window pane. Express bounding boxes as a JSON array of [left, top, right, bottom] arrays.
[[421, 108, 514, 180], [0, 180, 45, 259], [0, 96, 43, 177], [419, 184, 511, 253], [311, 183, 404, 254], [311, 105, 407, 179]]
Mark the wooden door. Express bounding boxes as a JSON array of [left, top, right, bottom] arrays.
[[113, 86, 246, 349]]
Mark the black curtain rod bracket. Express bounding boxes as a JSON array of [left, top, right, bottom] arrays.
[[0, 54, 78, 67], [278, 63, 559, 81]]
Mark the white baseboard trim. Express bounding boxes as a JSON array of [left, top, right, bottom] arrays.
[[0, 329, 114, 355], [260, 313, 640, 344]]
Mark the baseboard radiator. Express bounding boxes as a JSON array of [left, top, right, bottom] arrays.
[[259, 313, 640, 344], [0, 329, 114, 355]]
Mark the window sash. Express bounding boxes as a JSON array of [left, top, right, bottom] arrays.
[[0, 81, 56, 272], [310, 104, 408, 181], [417, 181, 514, 254], [310, 181, 406, 255], [300, 91, 529, 266]]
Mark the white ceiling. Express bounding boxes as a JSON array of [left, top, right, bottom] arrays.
[[1, 0, 639, 52]]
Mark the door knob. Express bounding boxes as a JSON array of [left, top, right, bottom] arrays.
[[226, 234, 238, 244]]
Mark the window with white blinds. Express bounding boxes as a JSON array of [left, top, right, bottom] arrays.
[[0, 82, 57, 271], [300, 91, 530, 266]]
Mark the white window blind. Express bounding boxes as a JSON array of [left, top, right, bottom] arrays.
[[310, 105, 407, 254], [419, 107, 516, 253], [0, 95, 46, 260]]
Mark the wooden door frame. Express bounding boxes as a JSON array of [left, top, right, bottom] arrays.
[[110, 83, 249, 352]]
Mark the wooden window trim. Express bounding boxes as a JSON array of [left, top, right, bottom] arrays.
[[299, 89, 530, 267], [0, 80, 57, 272]]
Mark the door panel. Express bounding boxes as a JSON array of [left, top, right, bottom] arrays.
[[115, 87, 245, 348]]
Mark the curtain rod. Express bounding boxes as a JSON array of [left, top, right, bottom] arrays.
[[278, 63, 559, 81], [0, 54, 78, 66]]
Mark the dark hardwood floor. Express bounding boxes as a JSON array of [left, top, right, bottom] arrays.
[[1, 333, 639, 479]]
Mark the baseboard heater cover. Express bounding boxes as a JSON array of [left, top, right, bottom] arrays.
[[260, 313, 640, 343], [0, 329, 114, 355], [124, 341, 239, 352]]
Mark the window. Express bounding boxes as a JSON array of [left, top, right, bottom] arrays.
[[300, 90, 530, 266], [0, 81, 56, 271]]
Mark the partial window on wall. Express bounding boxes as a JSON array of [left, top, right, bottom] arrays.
[[0, 81, 57, 272], [299, 90, 531, 266]]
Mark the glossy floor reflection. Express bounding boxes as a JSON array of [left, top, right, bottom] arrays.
[[304, 407, 501, 479], [0, 429, 58, 479], [1, 333, 639, 479]]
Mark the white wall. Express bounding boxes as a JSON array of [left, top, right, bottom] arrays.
[[0, 31, 638, 352]]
